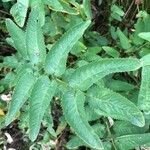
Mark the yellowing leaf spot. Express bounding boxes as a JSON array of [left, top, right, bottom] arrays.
[[0, 109, 5, 116]]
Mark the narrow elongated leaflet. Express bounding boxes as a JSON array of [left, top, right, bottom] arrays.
[[44, 0, 78, 14], [115, 133, 150, 150], [29, 76, 57, 141], [87, 86, 145, 127], [10, 0, 29, 27], [66, 124, 106, 149], [30, 0, 45, 26], [61, 90, 104, 150], [68, 58, 141, 91], [43, 0, 63, 11], [83, 0, 92, 19], [5, 69, 35, 126], [6, 19, 28, 59], [141, 54, 150, 66], [117, 28, 131, 49], [45, 20, 91, 76], [138, 32, 150, 42], [138, 54, 150, 115], [138, 66, 150, 114], [26, 8, 46, 65], [102, 46, 119, 58], [113, 121, 149, 136]]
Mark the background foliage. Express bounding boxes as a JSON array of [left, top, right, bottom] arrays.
[[1, 0, 150, 150]]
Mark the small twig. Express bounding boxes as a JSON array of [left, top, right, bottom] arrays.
[[130, 7, 138, 21], [136, 42, 150, 51], [123, 0, 135, 19], [103, 117, 118, 150], [0, 10, 11, 16]]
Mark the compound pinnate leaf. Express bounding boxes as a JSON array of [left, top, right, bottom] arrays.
[[6, 19, 28, 59], [68, 58, 141, 91], [5, 69, 35, 126], [29, 76, 57, 141], [87, 86, 145, 127], [26, 8, 46, 65], [61, 90, 104, 150], [45, 20, 91, 76]]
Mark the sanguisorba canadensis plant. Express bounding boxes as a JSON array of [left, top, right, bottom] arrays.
[[2, 0, 150, 150]]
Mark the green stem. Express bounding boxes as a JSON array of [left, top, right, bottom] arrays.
[[142, 0, 145, 10], [136, 42, 150, 52]]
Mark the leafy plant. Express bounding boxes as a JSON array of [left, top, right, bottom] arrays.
[[1, 0, 150, 150]]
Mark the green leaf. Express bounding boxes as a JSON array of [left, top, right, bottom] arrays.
[[43, 0, 63, 11], [68, 58, 141, 91], [133, 17, 145, 45], [138, 66, 150, 115], [61, 90, 104, 150], [6, 19, 28, 59], [85, 106, 101, 121], [67, 124, 105, 149], [111, 5, 124, 21], [43, 109, 56, 138], [113, 121, 149, 136], [111, 5, 124, 17], [67, 135, 87, 149], [83, 0, 92, 19], [44, 0, 78, 14], [106, 79, 135, 92], [10, 0, 29, 27], [11, 64, 31, 87], [2, 0, 13, 2], [102, 46, 119, 58], [58, 1, 78, 15], [0, 72, 15, 89], [29, 76, 57, 141], [1, 55, 19, 68], [70, 41, 87, 56], [5, 69, 35, 126], [30, 0, 45, 26], [6, 37, 16, 49], [26, 8, 46, 65], [141, 53, 150, 66], [139, 47, 150, 57], [18, 108, 29, 130], [115, 133, 150, 150], [45, 20, 91, 76], [138, 32, 150, 42], [117, 28, 131, 49], [87, 86, 145, 127]]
